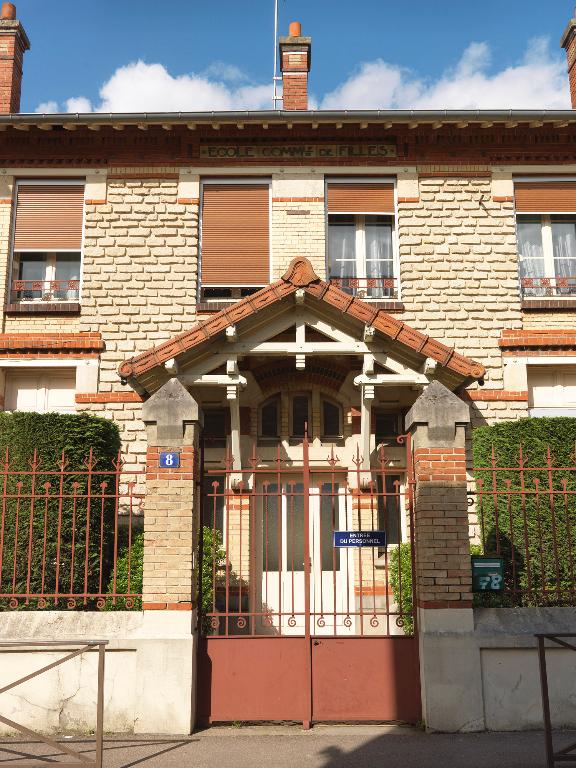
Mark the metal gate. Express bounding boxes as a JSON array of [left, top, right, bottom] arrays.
[[197, 435, 421, 727]]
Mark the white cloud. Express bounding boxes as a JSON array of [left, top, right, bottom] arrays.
[[65, 96, 93, 113], [35, 100, 59, 113], [321, 37, 570, 110], [38, 60, 272, 114], [202, 62, 246, 82], [35, 37, 571, 114]]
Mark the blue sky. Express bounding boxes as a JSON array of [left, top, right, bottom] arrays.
[[15, 0, 576, 112]]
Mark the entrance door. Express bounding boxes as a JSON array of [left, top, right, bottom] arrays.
[[257, 480, 351, 636]]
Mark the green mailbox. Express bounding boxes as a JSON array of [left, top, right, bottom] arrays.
[[471, 556, 504, 592]]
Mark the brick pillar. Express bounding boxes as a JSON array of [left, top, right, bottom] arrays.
[[279, 21, 311, 110], [142, 378, 202, 610], [406, 381, 484, 731], [0, 4, 30, 114]]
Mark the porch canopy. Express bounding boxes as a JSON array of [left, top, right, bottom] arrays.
[[118, 257, 485, 466]]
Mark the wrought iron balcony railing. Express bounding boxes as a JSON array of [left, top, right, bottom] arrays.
[[520, 276, 576, 298], [328, 276, 398, 300], [11, 279, 80, 303]]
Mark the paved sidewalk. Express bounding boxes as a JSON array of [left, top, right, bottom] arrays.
[[0, 725, 572, 768]]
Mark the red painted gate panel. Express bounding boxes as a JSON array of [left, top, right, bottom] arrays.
[[197, 637, 309, 724], [311, 637, 421, 722]]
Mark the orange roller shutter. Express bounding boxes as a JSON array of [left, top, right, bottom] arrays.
[[201, 183, 270, 285], [327, 182, 395, 214], [13, 184, 85, 250], [515, 181, 576, 213]]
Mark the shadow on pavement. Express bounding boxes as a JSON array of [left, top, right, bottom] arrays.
[[0, 737, 195, 767]]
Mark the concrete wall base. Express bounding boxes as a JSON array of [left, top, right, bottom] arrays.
[[0, 611, 196, 735], [419, 606, 576, 732]]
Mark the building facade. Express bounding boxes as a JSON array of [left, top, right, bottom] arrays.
[[3, 3, 576, 734]]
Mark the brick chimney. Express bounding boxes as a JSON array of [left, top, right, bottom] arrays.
[[279, 21, 311, 111], [0, 3, 29, 113], [562, 10, 576, 108]]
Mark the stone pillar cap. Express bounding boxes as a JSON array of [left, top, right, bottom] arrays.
[[142, 378, 202, 443], [406, 381, 470, 445]]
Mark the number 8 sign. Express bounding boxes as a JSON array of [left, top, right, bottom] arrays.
[[159, 451, 181, 469]]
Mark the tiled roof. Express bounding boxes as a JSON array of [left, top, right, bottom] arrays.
[[118, 258, 485, 382]]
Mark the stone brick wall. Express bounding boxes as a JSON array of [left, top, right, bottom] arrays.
[[271, 199, 326, 279], [80, 173, 199, 391], [399, 176, 521, 382], [523, 311, 576, 329], [397, 175, 526, 423], [3, 315, 80, 333], [76, 172, 200, 462]]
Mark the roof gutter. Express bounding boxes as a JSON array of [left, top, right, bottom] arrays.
[[2, 109, 576, 126]]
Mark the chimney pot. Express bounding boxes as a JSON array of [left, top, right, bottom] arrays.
[[1, 3, 16, 20], [289, 21, 301, 37]]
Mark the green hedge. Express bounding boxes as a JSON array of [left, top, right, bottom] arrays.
[[0, 412, 121, 609], [200, 526, 227, 634], [473, 417, 576, 606], [105, 531, 143, 610], [388, 543, 414, 634]]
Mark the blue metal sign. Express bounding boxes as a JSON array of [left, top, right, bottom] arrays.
[[159, 451, 180, 469], [333, 530, 387, 548]]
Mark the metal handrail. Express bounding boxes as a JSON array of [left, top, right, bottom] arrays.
[[536, 633, 576, 767], [0, 640, 107, 768]]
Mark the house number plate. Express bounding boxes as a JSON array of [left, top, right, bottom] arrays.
[[159, 451, 180, 469]]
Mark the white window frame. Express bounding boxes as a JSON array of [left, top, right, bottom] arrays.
[[324, 177, 400, 301], [514, 176, 576, 300], [199, 178, 272, 302], [3, 367, 77, 414], [10, 179, 86, 305], [527, 364, 576, 417]]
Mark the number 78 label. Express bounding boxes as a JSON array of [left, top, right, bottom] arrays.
[[472, 557, 504, 592]]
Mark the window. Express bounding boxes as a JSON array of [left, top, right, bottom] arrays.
[[515, 180, 576, 298], [259, 397, 280, 439], [377, 475, 402, 545], [374, 411, 402, 442], [326, 181, 397, 300], [528, 366, 576, 416], [517, 216, 576, 296], [291, 394, 310, 438], [321, 398, 342, 439], [10, 182, 84, 306], [203, 408, 229, 448], [200, 181, 270, 303], [203, 474, 226, 535], [4, 369, 76, 413]]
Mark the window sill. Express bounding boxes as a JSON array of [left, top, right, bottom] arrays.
[[320, 436, 345, 446], [362, 300, 404, 312], [521, 299, 576, 311], [197, 300, 405, 314], [5, 302, 81, 315]]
